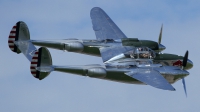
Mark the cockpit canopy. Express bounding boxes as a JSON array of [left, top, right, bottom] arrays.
[[125, 47, 156, 59]]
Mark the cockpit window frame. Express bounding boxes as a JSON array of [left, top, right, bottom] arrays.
[[127, 47, 156, 59]]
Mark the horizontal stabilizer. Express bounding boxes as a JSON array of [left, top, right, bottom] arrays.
[[125, 70, 175, 91]]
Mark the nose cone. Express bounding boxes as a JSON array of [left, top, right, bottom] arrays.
[[185, 59, 193, 70], [158, 44, 166, 52]]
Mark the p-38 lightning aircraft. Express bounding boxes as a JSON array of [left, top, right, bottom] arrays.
[[8, 7, 193, 94]]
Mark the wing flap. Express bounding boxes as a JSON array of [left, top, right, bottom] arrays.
[[125, 70, 175, 91]]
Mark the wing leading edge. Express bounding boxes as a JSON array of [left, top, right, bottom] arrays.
[[125, 70, 175, 91], [90, 7, 127, 40]]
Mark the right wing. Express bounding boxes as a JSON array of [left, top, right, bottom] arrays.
[[90, 7, 127, 40], [125, 70, 175, 91]]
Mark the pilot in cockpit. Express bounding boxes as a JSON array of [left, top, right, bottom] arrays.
[[129, 47, 156, 59]]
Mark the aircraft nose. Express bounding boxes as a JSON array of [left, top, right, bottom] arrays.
[[185, 59, 193, 70], [158, 44, 166, 51]]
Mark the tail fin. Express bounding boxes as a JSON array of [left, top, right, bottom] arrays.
[[30, 47, 53, 80], [8, 21, 37, 61]]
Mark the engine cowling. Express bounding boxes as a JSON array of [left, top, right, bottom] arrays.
[[64, 42, 84, 52], [87, 67, 107, 78]]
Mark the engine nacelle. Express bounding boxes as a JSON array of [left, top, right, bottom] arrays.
[[87, 67, 107, 78], [64, 42, 84, 52]]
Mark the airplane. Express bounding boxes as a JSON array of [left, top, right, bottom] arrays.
[[7, 7, 193, 94], [8, 7, 193, 70]]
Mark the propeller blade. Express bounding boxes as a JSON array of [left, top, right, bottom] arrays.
[[183, 50, 188, 68], [182, 51, 189, 97], [182, 78, 187, 97], [158, 24, 163, 44]]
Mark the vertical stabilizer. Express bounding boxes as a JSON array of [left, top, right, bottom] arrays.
[[8, 21, 37, 61], [30, 47, 53, 80]]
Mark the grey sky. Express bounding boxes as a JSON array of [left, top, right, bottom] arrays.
[[1, 0, 200, 112]]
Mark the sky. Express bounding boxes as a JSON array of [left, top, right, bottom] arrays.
[[1, 0, 200, 112]]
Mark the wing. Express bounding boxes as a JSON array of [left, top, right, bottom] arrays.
[[90, 7, 127, 40], [125, 70, 175, 91], [99, 46, 133, 63]]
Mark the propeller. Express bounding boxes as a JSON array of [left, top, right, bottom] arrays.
[[157, 24, 166, 52], [158, 24, 163, 44], [182, 78, 187, 97], [182, 51, 188, 68], [182, 50, 189, 97]]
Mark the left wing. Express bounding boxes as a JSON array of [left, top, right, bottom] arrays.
[[125, 70, 175, 91], [90, 7, 127, 40]]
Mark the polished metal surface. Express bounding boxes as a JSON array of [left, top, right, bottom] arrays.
[[90, 7, 127, 40], [8, 8, 193, 92], [158, 44, 166, 51]]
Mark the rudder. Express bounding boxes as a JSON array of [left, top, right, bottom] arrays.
[[30, 47, 53, 80], [8, 21, 37, 61], [8, 22, 21, 53]]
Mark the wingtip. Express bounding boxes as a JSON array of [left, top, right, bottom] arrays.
[[91, 7, 102, 11], [169, 86, 176, 91], [90, 7, 104, 17], [163, 87, 176, 91]]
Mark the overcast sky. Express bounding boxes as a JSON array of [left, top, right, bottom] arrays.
[[1, 0, 200, 112]]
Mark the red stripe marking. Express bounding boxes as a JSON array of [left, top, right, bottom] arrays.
[[9, 46, 14, 48], [31, 72, 37, 74], [10, 31, 16, 33], [8, 41, 14, 43], [30, 67, 36, 69], [31, 62, 38, 64], [32, 57, 38, 59], [35, 52, 39, 54], [13, 26, 17, 28], [9, 36, 15, 38]]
